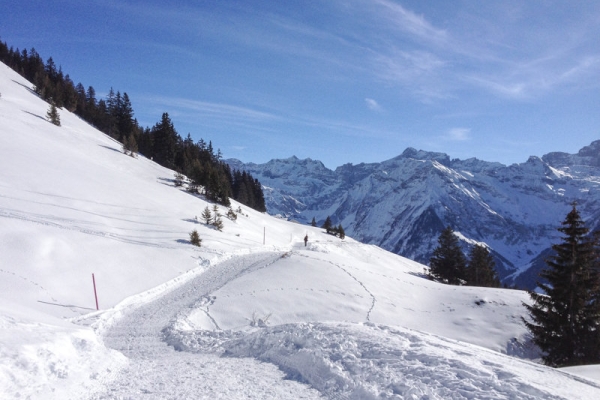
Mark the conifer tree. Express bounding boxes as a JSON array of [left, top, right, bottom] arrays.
[[212, 204, 220, 217], [338, 224, 346, 239], [201, 206, 212, 225], [322, 216, 333, 233], [523, 204, 600, 367], [117, 92, 135, 142], [311, 217, 317, 227], [429, 226, 467, 285], [189, 230, 201, 246], [152, 112, 178, 169], [211, 205, 224, 231], [466, 244, 500, 287], [46, 100, 60, 126]]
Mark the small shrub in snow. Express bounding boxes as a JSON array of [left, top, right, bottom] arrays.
[[174, 172, 185, 187], [122, 134, 138, 157], [250, 311, 272, 327], [187, 182, 199, 193], [226, 207, 237, 221], [189, 230, 201, 246], [212, 215, 224, 231]]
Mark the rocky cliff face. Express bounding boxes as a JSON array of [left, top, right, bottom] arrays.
[[227, 140, 600, 289]]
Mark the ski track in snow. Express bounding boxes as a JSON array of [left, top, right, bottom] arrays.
[[86, 252, 322, 399], [295, 251, 376, 322]]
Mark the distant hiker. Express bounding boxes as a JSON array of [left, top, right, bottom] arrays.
[[304, 234, 308, 247]]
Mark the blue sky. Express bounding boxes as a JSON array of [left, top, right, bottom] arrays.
[[1, 0, 599, 168]]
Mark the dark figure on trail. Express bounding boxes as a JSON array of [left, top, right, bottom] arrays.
[[304, 234, 308, 247]]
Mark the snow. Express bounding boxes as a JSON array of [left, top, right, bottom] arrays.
[[2, 61, 600, 399]]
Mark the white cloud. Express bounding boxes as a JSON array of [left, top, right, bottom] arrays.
[[372, 0, 448, 45], [365, 98, 381, 111], [447, 128, 470, 141]]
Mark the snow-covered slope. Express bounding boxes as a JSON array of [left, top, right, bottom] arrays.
[[2, 62, 600, 399], [228, 142, 600, 289]]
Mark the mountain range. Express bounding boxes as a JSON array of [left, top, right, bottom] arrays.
[[227, 141, 600, 289]]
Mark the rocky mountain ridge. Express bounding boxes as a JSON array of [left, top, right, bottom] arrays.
[[227, 140, 600, 288]]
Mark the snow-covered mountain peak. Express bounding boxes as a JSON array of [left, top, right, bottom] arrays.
[[230, 140, 600, 290], [543, 139, 600, 169], [396, 146, 452, 165]]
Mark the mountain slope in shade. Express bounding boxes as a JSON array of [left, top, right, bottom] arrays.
[[228, 142, 600, 288]]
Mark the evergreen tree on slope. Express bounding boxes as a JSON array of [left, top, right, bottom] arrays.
[[429, 226, 467, 285], [466, 244, 500, 287], [322, 216, 333, 233], [523, 204, 600, 367], [46, 100, 60, 126], [152, 112, 178, 169]]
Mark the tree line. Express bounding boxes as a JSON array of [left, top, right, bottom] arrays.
[[0, 39, 265, 211], [430, 205, 600, 367]]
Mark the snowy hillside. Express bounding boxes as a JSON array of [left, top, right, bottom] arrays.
[[2, 62, 600, 399], [228, 142, 600, 289]]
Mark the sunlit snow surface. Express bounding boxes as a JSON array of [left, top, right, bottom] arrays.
[[1, 62, 600, 399]]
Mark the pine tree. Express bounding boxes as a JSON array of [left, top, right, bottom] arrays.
[[117, 92, 135, 142], [322, 216, 333, 233], [338, 224, 346, 239], [466, 244, 500, 287], [211, 204, 224, 231], [46, 100, 60, 126], [201, 206, 212, 225], [429, 226, 467, 285], [152, 112, 178, 169], [311, 217, 317, 227], [523, 204, 600, 367], [189, 230, 201, 246]]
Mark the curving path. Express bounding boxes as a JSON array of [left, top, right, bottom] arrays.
[[88, 252, 322, 399]]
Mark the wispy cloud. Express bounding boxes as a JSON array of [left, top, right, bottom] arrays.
[[558, 56, 600, 84], [371, 0, 448, 45], [446, 128, 471, 141], [365, 98, 381, 111], [464, 53, 600, 100], [142, 96, 277, 122], [362, 1, 600, 101]]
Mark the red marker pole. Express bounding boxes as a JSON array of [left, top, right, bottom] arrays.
[[92, 273, 99, 310]]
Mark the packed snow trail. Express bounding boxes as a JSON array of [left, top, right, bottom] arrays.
[[88, 252, 322, 399]]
